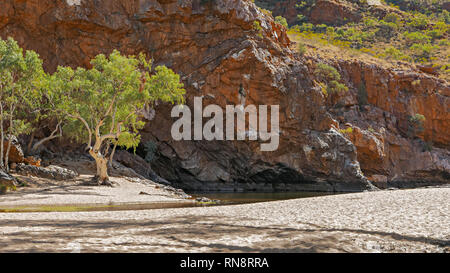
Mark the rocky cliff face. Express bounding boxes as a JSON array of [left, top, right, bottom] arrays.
[[321, 56, 450, 187], [256, 0, 450, 188], [0, 0, 448, 191]]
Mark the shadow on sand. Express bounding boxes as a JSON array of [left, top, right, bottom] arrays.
[[0, 214, 448, 252]]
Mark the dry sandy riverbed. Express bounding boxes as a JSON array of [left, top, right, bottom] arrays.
[[0, 175, 192, 209], [0, 186, 449, 253]]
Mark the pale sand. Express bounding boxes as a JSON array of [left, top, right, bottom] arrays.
[[0, 175, 190, 207], [0, 187, 449, 253]]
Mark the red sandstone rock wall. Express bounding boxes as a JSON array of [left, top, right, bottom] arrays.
[[314, 57, 450, 185], [0, 0, 448, 190]]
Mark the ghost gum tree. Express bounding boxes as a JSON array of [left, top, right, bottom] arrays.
[[0, 37, 44, 172], [24, 73, 68, 155], [51, 50, 185, 185]]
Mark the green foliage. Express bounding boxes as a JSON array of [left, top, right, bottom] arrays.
[[51, 50, 185, 151], [0, 38, 185, 180], [363, 17, 378, 27], [0, 183, 16, 194], [327, 80, 349, 94], [410, 42, 438, 61], [296, 14, 307, 24], [295, 0, 316, 12], [258, 8, 272, 16], [297, 42, 307, 55], [380, 46, 410, 61], [407, 13, 429, 29], [440, 9, 450, 24], [383, 12, 402, 24], [425, 21, 448, 39], [314, 63, 348, 94], [407, 113, 426, 138], [46, 50, 185, 182], [384, 0, 447, 14], [253, 21, 263, 38], [403, 31, 432, 45], [314, 63, 340, 82], [339, 127, 353, 134], [377, 20, 400, 39], [283, 0, 450, 71], [293, 23, 314, 32], [441, 63, 450, 73], [334, 26, 377, 48], [0, 37, 45, 170], [275, 16, 288, 28]]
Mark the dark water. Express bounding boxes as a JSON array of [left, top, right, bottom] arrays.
[[189, 191, 337, 205], [0, 192, 338, 213]]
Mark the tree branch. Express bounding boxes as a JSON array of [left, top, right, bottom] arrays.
[[31, 120, 63, 153], [69, 114, 92, 149]]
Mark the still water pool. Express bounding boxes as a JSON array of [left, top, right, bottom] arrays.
[[0, 192, 338, 213], [189, 191, 337, 205]]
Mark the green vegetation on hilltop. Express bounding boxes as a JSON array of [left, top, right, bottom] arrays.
[[256, 0, 450, 78], [383, 0, 448, 14]]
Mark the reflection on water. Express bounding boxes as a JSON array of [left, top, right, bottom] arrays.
[[190, 191, 337, 205]]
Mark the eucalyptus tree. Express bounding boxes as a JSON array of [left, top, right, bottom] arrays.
[[51, 50, 185, 185], [0, 37, 45, 171], [24, 72, 68, 155]]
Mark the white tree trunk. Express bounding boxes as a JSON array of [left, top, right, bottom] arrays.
[[0, 104, 4, 170], [4, 137, 11, 172], [31, 134, 60, 154], [26, 131, 35, 155], [95, 156, 109, 183], [4, 110, 13, 172], [108, 142, 118, 168], [84, 116, 122, 187], [89, 149, 110, 185], [30, 121, 63, 154]]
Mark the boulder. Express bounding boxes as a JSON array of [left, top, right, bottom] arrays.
[[417, 65, 439, 76], [2, 135, 24, 164], [24, 156, 41, 167], [369, 174, 388, 189], [114, 150, 171, 185], [15, 164, 78, 180], [346, 126, 386, 175], [0, 170, 17, 190], [309, 0, 362, 25]]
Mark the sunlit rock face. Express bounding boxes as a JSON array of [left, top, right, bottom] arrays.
[[253, 0, 450, 187], [318, 56, 450, 187], [1, 0, 447, 191]]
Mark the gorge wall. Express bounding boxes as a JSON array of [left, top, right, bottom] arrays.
[[318, 56, 450, 187], [0, 0, 448, 191], [255, 0, 449, 187]]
